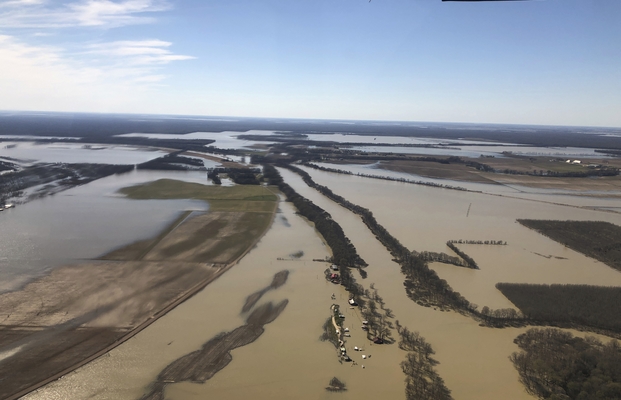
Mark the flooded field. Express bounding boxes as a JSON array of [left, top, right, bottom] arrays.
[[4, 131, 621, 399], [0, 142, 167, 165], [298, 166, 621, 308], [117, 130, 276, 150], [314, 161, 621, 209], [276, 167, 621, 399], [0, 170, 209, 293], [25, 199, 404, 400], [351, 145, 611, 158]]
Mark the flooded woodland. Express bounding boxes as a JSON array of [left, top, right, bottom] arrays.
[[3, 128, 621, 400]]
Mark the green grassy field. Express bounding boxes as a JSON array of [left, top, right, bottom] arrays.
[[119, 179, 278, 212], [111, 179, 278, 263]]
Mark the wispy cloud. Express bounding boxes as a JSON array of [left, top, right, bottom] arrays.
[[0, 34, 191, 107], [86, 40, 195, 65], [0, 1, 194, 113], [0, 0, 169, 28], [0, 0, 46, 8]]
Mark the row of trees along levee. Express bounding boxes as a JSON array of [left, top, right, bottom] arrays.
[[289, 165, 614, 326], [445, 242, 479, 269], [361, 284, 395, 344], [285, 163, 621, 337], [302, 162, 471, 192], [262, 164, 367, 305], [282, 163, 476, 313], [396, 321, 453, 400]]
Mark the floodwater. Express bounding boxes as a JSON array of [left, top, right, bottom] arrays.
[[315, 161, 621, 209], [276, 167, 621, 400], [117, 130, 276, 150], [297, 166, 621, 309], [351, 144, 610, 158], [25, 199, 407, 400], [305, 133, 517, 146], [0, 170, 209, 293], [14, 155, 621, 399], [0, 142, 168, 165]]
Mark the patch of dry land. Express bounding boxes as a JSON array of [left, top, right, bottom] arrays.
[[376, 156, 621, 192], [0, 180, 277, 400], [379, 159, 498, 184]]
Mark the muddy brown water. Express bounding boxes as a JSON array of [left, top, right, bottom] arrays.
[[26, 200, 387, 399], [25, 168, 621, 400], [296, 166, 621, 309], [275, 167, 621, 400]]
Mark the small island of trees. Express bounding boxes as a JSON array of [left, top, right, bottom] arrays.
[[496, 283, 621, 334], [517, 219, 621, 272], [511, 328, 621, 400]]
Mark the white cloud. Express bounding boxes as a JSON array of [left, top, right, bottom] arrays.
[[0, 34, 191, 112], [0, 0, 46, 8], [86, 40, 195, 65], [0, 0, 169, 28]]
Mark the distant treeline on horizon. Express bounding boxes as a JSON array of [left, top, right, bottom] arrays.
[[1, 111, 621, 150]]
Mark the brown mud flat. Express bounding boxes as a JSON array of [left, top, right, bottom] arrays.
[[487, 173, 621, 192], [480, 155, 621, 174], [144, 212, 273, 264], [330, 156, 621, 193], [0, 327, 123, 397], [141, 300, 289, 400], [0, 261, 219, 399], [1, 181, 279, 400]]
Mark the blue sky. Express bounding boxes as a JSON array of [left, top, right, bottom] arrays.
[[1, 0, 620, 127]]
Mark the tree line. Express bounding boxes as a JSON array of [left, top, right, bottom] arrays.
[[448, 239, 507, 245], [496, 283, 621, 335], [303, 163, 471, 192], [361, 284, 395, 343], [510, 328, 621, 400], [137, 153, 205, 171], [494, 167, 619, 178], [262, 164, 368, 305], [282, 164, 475, 313], [0, 161, 16, 172], [282, 163, 621, 336], [283, 164, 547, 329], [445, 242, 479, 269], [206, 167, 261, 185], [417, 250, 471, 268], [517, 219, 621, 272], [0, 163, 133, 204], [396, 321, 453, 400]]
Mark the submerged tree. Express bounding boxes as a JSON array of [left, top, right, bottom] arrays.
[[326, 377, 347, 392]]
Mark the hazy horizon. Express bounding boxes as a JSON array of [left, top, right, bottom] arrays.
[[2, 109, 621, 131]]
